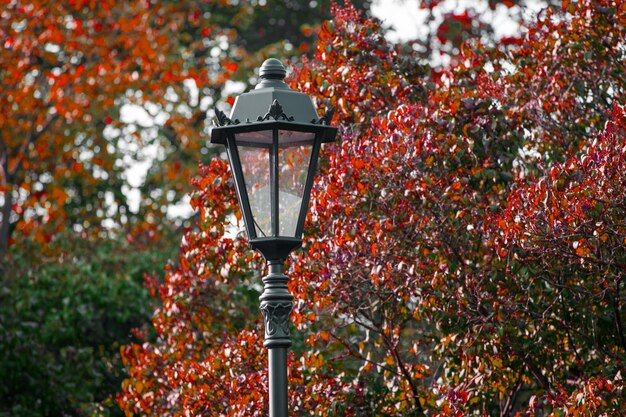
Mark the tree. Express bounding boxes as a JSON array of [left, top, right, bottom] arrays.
[[120, 0, 625, 415], [1, 232, 176, 417], [1, 1, 373, 415], [0, 1, 211, 258], [0, 0, 367, 260], [385, 0, 560, 67]]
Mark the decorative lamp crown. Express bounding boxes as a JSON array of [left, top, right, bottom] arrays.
[[210, 59, 337, 261]]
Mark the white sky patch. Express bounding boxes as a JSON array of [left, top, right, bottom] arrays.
[[371, 0, 547, 42], [184, 79, 199, 107], [223, 79, 246, 97], [371, 0, 427, 42], [167, 194, 194, 219], [120, 102, 168, 127], [119, 103, 167, 213]]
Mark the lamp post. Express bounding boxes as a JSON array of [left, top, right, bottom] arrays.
[[210, 58, 337, 417]]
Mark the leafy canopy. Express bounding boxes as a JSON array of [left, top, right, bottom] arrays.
[[1, 1, 369, 415], [120, 1, 625, 416]]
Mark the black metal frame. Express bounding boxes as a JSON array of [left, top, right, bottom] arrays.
[[211, 119, 337, 145]]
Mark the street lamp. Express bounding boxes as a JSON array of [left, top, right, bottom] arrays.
[[210, 58, 337, 417]]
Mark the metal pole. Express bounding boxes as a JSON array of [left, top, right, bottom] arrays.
[[269, 348, 288, 416], [259, 260, 293, 417]]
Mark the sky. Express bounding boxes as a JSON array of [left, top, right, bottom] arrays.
[[372, 0, 431, 42], [371, 0, 544, 42]]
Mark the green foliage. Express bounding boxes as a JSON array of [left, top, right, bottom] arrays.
[[0, 234, 176, 417]]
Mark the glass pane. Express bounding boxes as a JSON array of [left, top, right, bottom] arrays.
[[278, 130, 315, 146], [278, 143, 313, 236], [236, 130, 273, 145], [238, 145, 271, 237]]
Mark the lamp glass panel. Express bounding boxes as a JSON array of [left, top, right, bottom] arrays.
[[237, 144, 271, 238], [278, 130, 315, 146], [278, 130, 314, 237], [235, 130, 274, 145]]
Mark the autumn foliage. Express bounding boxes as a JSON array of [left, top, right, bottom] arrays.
[[0, 1, 368, 415], [0, 0, 351, 259], [0, 1, 213, 254], [126, 0, 626, 415]]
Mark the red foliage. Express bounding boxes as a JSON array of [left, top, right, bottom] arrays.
[[436, 11, 475, 45], [120, 1, 626, 415]]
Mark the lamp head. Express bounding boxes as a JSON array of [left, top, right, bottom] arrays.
[[210, 59, 337, 261]]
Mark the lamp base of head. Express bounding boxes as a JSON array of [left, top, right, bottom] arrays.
[[249, 237, 302, 262]]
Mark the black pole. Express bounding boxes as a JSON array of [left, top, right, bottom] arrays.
[[259, 259, 293, 417]]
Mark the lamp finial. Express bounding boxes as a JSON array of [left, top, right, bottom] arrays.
[[256, 58, 289, 89]]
